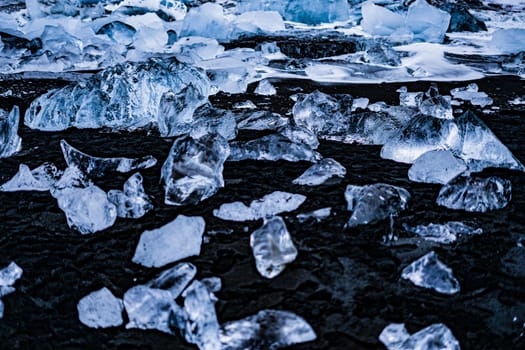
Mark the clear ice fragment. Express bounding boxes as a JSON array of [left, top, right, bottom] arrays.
[[237, 111, 288, 131], [254, 79, 277, 96], [379, 323, 410, 350], [190, 105, 237, 141], [380, 323, 460, 350], [398, 87, 424, 108], [145, 262, 197, 299], [132, 215, 205, 268], [408, 150, 467, 184], [296, 207, 331, 223], [0, 106, 22, 158], [360, 2, 405, 37], [419, 94, 453, 120], [0, 262, 22, 287], [403, 221, 482, 244], [96, 21, 136, 46], [77, 287, 124, 329], [107, 173, 153, 219], [450, 84, 493, 107], [292, 158, 346, 186], [401, 251, 460, 295], [0, 163, 62, 192]]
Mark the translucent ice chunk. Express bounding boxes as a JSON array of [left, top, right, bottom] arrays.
[[254, 79, 277, 96], [161, 134, 230, 206], [250, 216, 297, 279], [0, 262, 22, 287], [236, 111, 288, 131], [296, 207, 331, 223], [124, 285, 176, 334], [398, 86, 424, 108], [292, 158, 346, 186], [96, 21, 136, 46], [408, 150, 467, 184], [440, 3, 486, 33], [107, 173, 153, 219], [437, 176, 511, 213], [61, 140, 157, 179], [403, 221, 482, 244], [406, 0, 451, 43], [132, 215, 205, 268], [419, 94, 453, 120], [77, 287, 124, 329], [214, 191, 306, 222], [380, 323, 460, 350], [0, 162, 62, 192], [145, 262, 197, 299], [360, 2, 405, 37], [450, 84, 493, 107], [180, 3, 231, 41], [490, 29, 525, 54], [277, 125, 320, 149], [0, 106, 22, 158], [114, 0, 187, 21], [402, 251, 460, 295], [220, 309, 316, 350], [379, 323, 410, 350], [345, 183, 410, 227]]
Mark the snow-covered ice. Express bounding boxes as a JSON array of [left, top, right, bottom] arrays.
[[408, 150, 468, 184], [145, 262, 197, 299], [403, 221, 483, 244]]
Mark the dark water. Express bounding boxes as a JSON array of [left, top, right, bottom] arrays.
[[0, 76, 524, 349]]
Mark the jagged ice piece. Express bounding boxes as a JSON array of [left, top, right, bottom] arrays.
[[408, 150, 467, 184], [107, 173, 153, 219], [77, 287, 124, 329], [292, 158, 346, 186], [0, 162, 62, 192]]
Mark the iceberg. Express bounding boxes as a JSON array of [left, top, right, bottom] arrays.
[[408, 150, 467, 184], [437, 176, 512, 213], [107, 173, 153, 219], [401, 251, 460, 295], [379, 323, 410, 350], [214, 191, 306, 222], [345, 183, 410, 227], [292, 158, 346, 186], [0, 163, 62, 192], [0, 106, 22, 158], [161, 134, 230, 206], [360, 2, 405, 38], [439, 3, 486, 33], [77, 287, 124, 329], [145, 262, 197, 299], [233, 11, 285, 36], [132, 215, 205, 268], [380, 323, 460, 350], [403, 221, 482, 244]]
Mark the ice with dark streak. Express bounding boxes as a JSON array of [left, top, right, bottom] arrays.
[[408, 150, 467, 185], [132, 215, 204, 268], [292, 158, 346, 186], [380, 323, 460, 350], [419, 85, 453, 120], [0, 262, 23, 319], [107, 173, 153, 219], [77, 287, 124, 329], [403, 221, 483, 244], [437, 176, 512, 213], [161, 134, 230, 206], [250, 216, 297, 279], [0, 162, 62, 192], [220, 309, 317, 350], [24, 59, 210, 135], [401, 251, 460, 295], [145, 262, 197, 299], [0, 106, 22, 158], [345, 183, 410, 228]]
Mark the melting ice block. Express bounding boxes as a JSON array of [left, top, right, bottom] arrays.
[[108, 173, 153, 219], [0, 106, 22, 158], [145, 262, 197, 299], [180, 3, 231, 41], [0, 163, 62, 192], [96, 21, 136, 46], [61, 140, 157, 179], [187, 105, 237, 141], [77, 287, 124, 329], [214, 191, 306, 222], [406, 0, 451, 43], [408, 150, 467, 184], [250, 216, 297, 279], [161, 134, 230, 206], [292, 158, 346, 186], [220, 309, 316, 349], [345, 183, 410, 227], [380, 323, 460, 350], [132, 215, 205, 268], [419, 91, 453, 120], [401, 251, 460, 295], [437, 176, 511, 213], [403, 221, 482, 244], [277, 125, 319, 149]]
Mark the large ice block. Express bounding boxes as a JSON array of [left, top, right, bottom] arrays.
[[450, 84, 492, 107], [236, 111, 288, 131], [360, 2, 405, 37], [380, 322, 460, 350], [408, 150, 467, 184], [77, 287, 124, 329], [292, 158, 346, 186], [107, 173, 153, 219], [0, 163, 62, 192], [0, 106, 22, 158]]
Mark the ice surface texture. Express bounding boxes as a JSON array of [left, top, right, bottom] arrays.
[[380, 322, 460, 350], [108, 173, 153, 218], [77, 287, 124, 328], [0, 106, 22, 158], [25, 59, 210, 135], [0, 162, 62, 192], [292, 158, 346, 186]]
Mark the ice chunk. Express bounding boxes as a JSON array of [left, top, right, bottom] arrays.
[[214, 191, 306, 222], [363, 42, 402, 67], [250, 217, 297, 279], [284, 0, 349, 24], [437, 175, 511, 213], [236, 111, 288, 131], [277, 125, 320, 149], [403, 221, 482, 244], [401, 251, 460, 295], [254, 79, 277, 96], [297, 207, 331, 223], [0, 262, 22, 287], [124, 285, 176, 334], [234, 11, 285, 35], [0, 106, 22, 158], [360, 2, 405, 37], [220, 309, 316, 350], [132, 215, 205, 268], [379, 323, 410, 350], [450, 84, 493, 107], [345, 183, 410, 227], [398, 86, 424, 108], [351, 97, 369, 111], [292, 158, 346, 186], [96, 21, 136, 46], [380, 323, 460, 350], [171, 280, 221, 350], [406, 0, 451, 43], [228, 134, 321, 162], [161, 134, 230, 206], [0, 162, 62, 192], [181, 104, 237, 141], [77, 287, 124, 329], [145, 262, 197, 299], [419, 90, 453, 120], [233, 100, 257, 109], [25, 59, 210, 134], [490, 29, 525, 54], [408, 150, 467, 184], [180, 3, 231, 41], [107, 173, 153, 219]]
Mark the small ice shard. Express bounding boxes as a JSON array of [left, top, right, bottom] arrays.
[[61, 140, 157, 179], [0, 162, 62, 192], [403, 222, 482, 244], [0, 106, 22, 158], [228, 134, 321, 162], [237, 111, 288, 131], [0, 262, 22, 287], [380, 323, 460, 350], [213, 191, 306, 222], [401, 251, 460, 295], [292, 158, 346, 186], [171, 280, 221, 350], [398, 87, 424, 108], [450, 84, 493, 107], [107, 173, 153, 219], [296, 207, 331, 223], [254, 80, 277, 96], [114, 0, 188, 20], [490, 29, 525, 54], [180, 3, 231, 41], [363, 42, 402, 66], [277, 125, 320, 149], [360, 2, 405, 37], [419, 88, 453, 120], [96, 21, 136, 46], [250, 217, 297, 279], [132, 215, 205, 268], [436, 176, 512, 213], [345, 183, 410, 228], [77, 287, 124, 329], [220, 309, 316, 350], [124, 285, 176, 334], [161, 134, 230, 206], [408, 150, 467, 184], [406, 0, 451, 43], [145, 262, 197, 299]]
